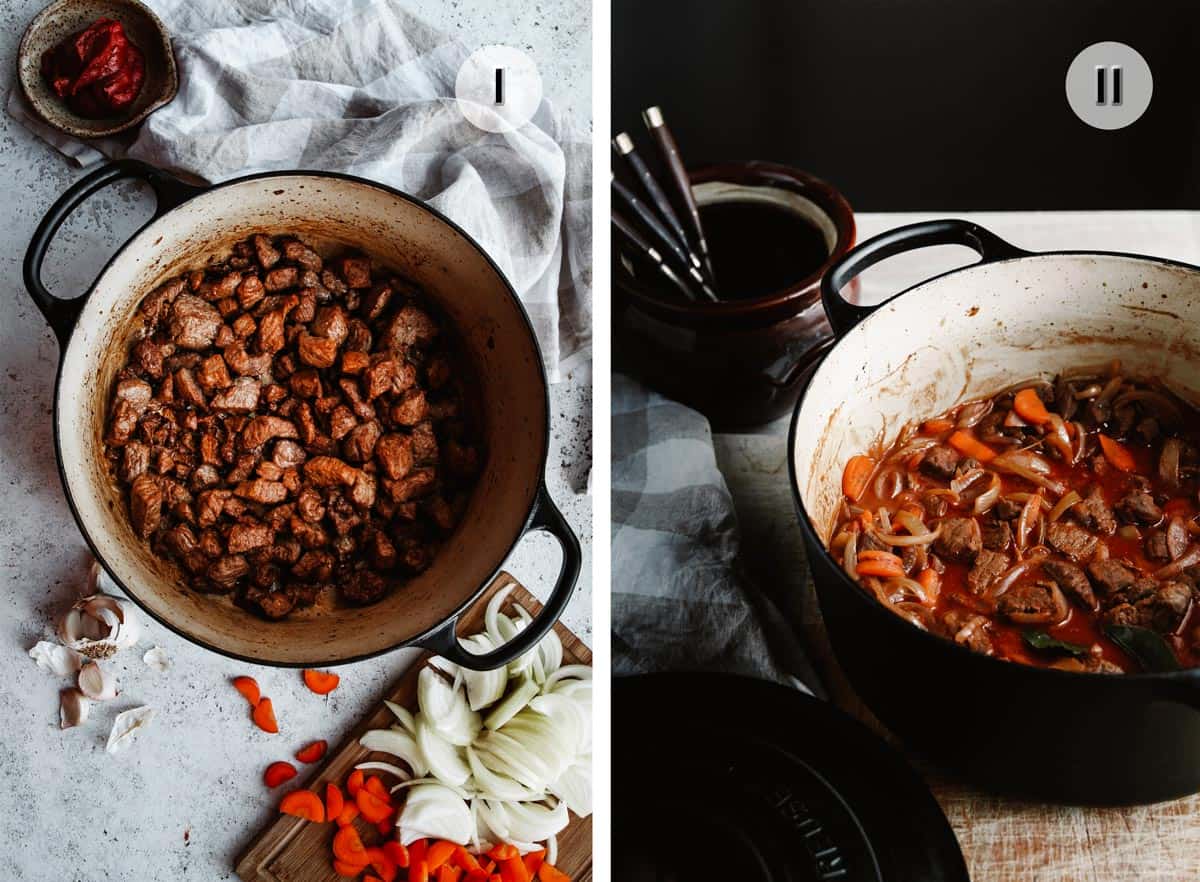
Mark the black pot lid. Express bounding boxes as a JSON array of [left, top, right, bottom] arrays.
[[614, 673, 969, 882]]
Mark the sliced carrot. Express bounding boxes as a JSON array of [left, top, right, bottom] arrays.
[[295, 739, 328, 764], [325, 782, 345, 820], [346, 769, 365, 797], [410, 860, 430, 882], [364, 775, 392, 803], [364, 876, 384, 882], [947, 429, 997, 463], [523, 850, 545, 873], [1013, 388, 1052, 425], [500, 857, 530, 882], [333, 859, 366, 877], [465, 871, 490, 882], [410, 840, 428, 866], [232, 676, 261, 706], [1099, 434, 1137, 472], [427, 841, 458, 871], [857, 550, 903, 565], [279, 789, 325, 822], [376, 819, 393, 836], [438, 867, 463, 882], [455, 847, 483, 872], [355, 788, 393, 824], [303, 668, 340, 695], [252, 696, 279, 733], [856, 560, 906, 579], [487, 844, 519, 862], [366, 846, 398, 882], [917, 568, 941, 599], [922, 417, 955, 435], [336, 802, 360, 826], [263, 761, 297, 788], [383, 841, 410, 868], [841, 454, 876, 502], [333, 825, 369, 866], [537, 864, 571, 882]]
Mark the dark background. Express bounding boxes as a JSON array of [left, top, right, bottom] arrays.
[[611, 0, 1200, 210]]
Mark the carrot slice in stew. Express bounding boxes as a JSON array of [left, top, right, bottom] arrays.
[[500, 857, 531, 882], [841, 455, 876, 502], [279, 789, 325, 822], [410, 860, 430, 882], [857, 550, 903, 565], [427, 841, 457, 870], [252, 697, 279, 733], [364, 876, 384, 882], [263, 761, 297, 788], [232, 676, 261, 706], [438, 866, 462, 882], [456, 848, 483, 872], [1012, 388, 1052, 425], [333, 825, 369, 865], [537, 865, 571, 882], [856, 559, 906, 579], [366, 846, 398, 882], [917, 568, 941, 600], [346, 769, 365, 796], [522, 850, 545, 873], [336, 802, 360, 826], [295, 739, 328, 764], [364, 775, 392, 802], [487, 845, 519, 862], [947, 430, 997, 463], [303, 669, 341, 695], [333, 859, 367, 877], [355, 788, 393, 824], [325, 782, 345, 820], [1099, 434, 1137, 472], [383, 841, 410, 868], [922, 417, 955, 435]]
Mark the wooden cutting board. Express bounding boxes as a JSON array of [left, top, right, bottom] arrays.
[[236, 572, 592, 882]]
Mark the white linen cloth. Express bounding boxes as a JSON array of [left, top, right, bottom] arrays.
[[8, 0, 590, 379]]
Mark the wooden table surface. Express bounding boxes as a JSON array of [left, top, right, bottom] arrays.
[[714, 432, 1200, 882]]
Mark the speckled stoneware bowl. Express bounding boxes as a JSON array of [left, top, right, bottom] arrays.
[[17, 0, 177, 138]]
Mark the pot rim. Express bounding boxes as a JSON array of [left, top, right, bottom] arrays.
[[618, 159, 856, 321], [51, 167, 553, 668], [789, 244, 1200, 686]]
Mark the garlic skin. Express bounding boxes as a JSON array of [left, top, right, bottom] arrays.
[[59, 688, 91, 729], [78, 661, 118, 701], [58, 568, 141, 659], [107, 706, 155, 754], [142, 646, 169, 673], [29, 641, 84, 676]]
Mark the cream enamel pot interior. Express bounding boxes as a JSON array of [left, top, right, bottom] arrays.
[[790, 219, 1200, 804], [24, 159, 579, 669]]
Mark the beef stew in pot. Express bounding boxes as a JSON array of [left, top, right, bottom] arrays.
[[830, 364, 1200, 673], [102, 233, 483, 620]]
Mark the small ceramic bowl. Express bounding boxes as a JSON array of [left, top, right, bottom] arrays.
[[17, 0, 178, 139]]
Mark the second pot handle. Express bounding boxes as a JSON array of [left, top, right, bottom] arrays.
[[417, 485, 582, 671], [820, 219, 1029, 337], [23, 158, 204, 345]]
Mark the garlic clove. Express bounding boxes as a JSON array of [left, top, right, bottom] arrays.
[[106, 705, 154, 754], [59, 688, 91, 729], [29, 641, 83, 677], [57, 584, 142, 658], [78, 661, 118, 701], [142, 646, 169, 673]]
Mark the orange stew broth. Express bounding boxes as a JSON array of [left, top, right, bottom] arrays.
[[837, 391, 1200, 673]]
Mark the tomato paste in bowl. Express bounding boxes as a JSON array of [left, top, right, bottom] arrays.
[[40, 18, 146, 118]]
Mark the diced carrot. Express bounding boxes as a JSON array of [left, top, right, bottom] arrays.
[[326, 782, 345, 820], [1013, 388, 1052, 425], [383, 841, 409, 868], [377, 819, 393, 836], [355, 788, 393, 824], [1098, 434, 1137, 472], [491, 876, 502, 882], [856, 560, 906, 579], [917, 568, 941, 600], [500, 857, 530, 882], [336, 803, 360, 826], [364, 876, 384, 882], [857, 510, 874, 527], [263, 761, 297, 788], [295, 739, 328, 764], [410, 860, 430, 882], [346, 769, 365, 796], [537, 864, 571, 882], [454, 847, 483, 872], [303, 668, 340, 695], [841, 455, 876, 502], [279, 789, 325, 822], [947, 429, 997, 463], [522, 850, 545, 873], [252, 696, 279, 733], [232, 676, 261, 706], [333, 859, 366, 877], [857, 550, 903, 565], [465, 871, 490, 882], [487, 845, 519, 862], [922, 417, 955, 435], [482, 861, 496, 874], [366, 846, 398, 882], [333, 825, 369, 866], [410, 839, 428, 866], [427, 841, 457, 871], [438, 867, 463, 882], [364, 776, 392, 803]]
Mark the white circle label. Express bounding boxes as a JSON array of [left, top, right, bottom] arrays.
[[455, 45, 544, 134]]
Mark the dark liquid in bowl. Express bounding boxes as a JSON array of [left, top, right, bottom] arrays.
[[700, 200, 830, 300]]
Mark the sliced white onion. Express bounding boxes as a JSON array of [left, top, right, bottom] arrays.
[[416, 717, 471, 787], [493, 798, 569, 845], [384, 700, 417, 735], [398, 783, 474, 846], [549, 758, 592, 817], [1155, 544, 1200, 579], [360, 727, 429, 777], [543, 665, 591, 693], [418, 666, 481, 747], [466, 745, 543, 802], [355, 761, 413, 782], [454, 634, 508, 712]]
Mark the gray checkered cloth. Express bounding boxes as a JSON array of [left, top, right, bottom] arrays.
[[612, 374, 822, 693], [8, 0, 590, 380]]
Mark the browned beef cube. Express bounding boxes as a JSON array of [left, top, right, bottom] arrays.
[[289, 369, 322, 399], [207, 554, 249, 588], [1117, 489, 1162, 525], [920, 445, 961, 480], [223, 342, 273, 377], [282, 239, 322, 271], [362, 283, 393, 321], [981, 520, 1011, 552], [192, 354, 231, 394], [292, 549, 335, 583], [227, 522, 274, 553], [272, 439, 307, 468], [1041, 559, 1097, 610], [257, 307, 287, 354], [173, 368, 207, 409], [311, 305, 349, 344], [997, 581, 1067, 625], [253, 234, 280, 269], [391, 389, 428, 426], [941, 610, 993, 655], [234, 480, 288, 504], [1137, 582, 1193, 633], [444, 440, 480, 478], [200, 433, 220, 467], [341, 570, 389, 605], [385, 468, 436, 503], [255, 460, 284, 481], [304, 456, 360, 488], [129, 474, 162, 538], [376, 434, 414, 480], [363, 356, 397, 400], [1103, 603, 1141, 628], [338, 378, 376, 421], [343, 421, 381, 463], [966, 549, 1009, 594], [210, 376, 260, 413], [237, 274, 265, 309], [1072, 487, 1116, 534], [341, 350, 370, 375], [132, 338, 170, 380], [197, 489, 231, 527], [933, 517, 981, 563], [138, 278, 185, 324], [1087, 559, 1138, 598], [289, 516, 328, 549], [992, 498, 1023, 520], [411, 422, 438, 463], [163, 523, 198, 558], [344, 318, 372, 352], [115, 378, 154, 412], [296, 486, 325, 523], [367, 530, 397, 570], [249, 587, 295, 619], [120, 442, 151, 483], [168, 294, 222, 350], [241, 416, 298, 449], [264, 266, 299, 291], [298, 332, 340, 368], [337, 256, 372, 288], [1046, 521, 1097, 561], [329, 405, 357, 441], [191, 464, 220, 490], [383, 305, 438, 352]]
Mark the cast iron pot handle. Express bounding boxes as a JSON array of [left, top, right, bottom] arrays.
[[24, 158, 204, 345], [821, 219, 1030, 337], [417, 485, 582, 671]]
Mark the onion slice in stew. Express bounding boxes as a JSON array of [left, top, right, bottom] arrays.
[[868, 524, 943, 547], [985, 554, 1048, 601], [972, 473, 1002, 515], [1015, 490, 1043, 552], [1048, 490, 1082, 523], [1159, 438, 1183, 490], [1154, 543, 1200, 579], [992, 451, 1066, 496]]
